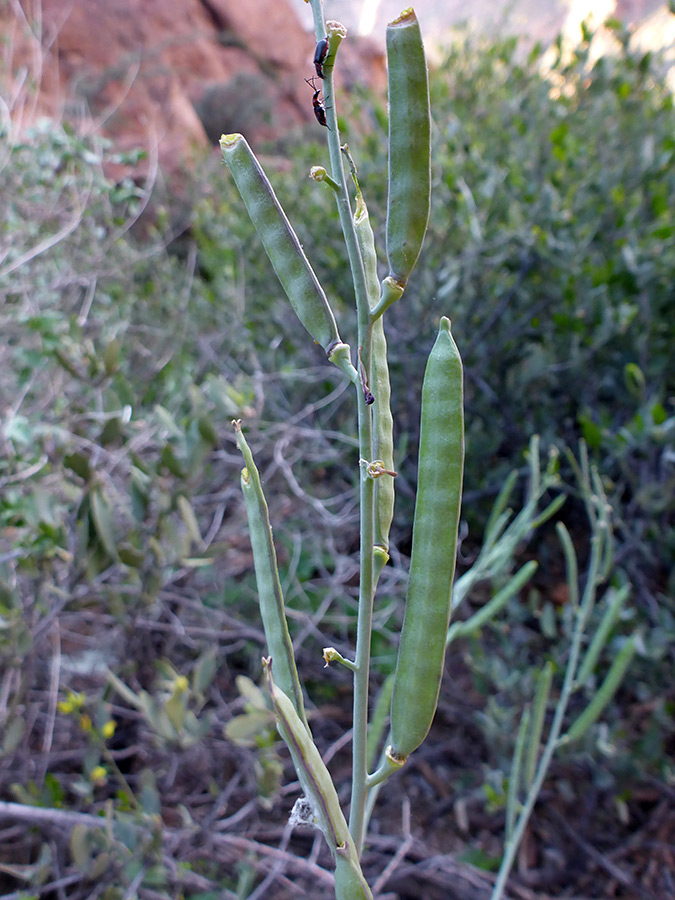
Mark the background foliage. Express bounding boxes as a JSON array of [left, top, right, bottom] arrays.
[[0, 20, 673, 899]]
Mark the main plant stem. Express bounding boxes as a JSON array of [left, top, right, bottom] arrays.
[[309, 0, 376, 856]]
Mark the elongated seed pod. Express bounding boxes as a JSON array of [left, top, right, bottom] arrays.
[[446, 561, 537, 644], [367, 673, 395, 771], [334, 854, 375, 900], [370, 321, 395, 554], [385, 8, 431, 287], [576, 584, 630, 687], [565, 634, 637, 743], [354, 198, 395, 552], [263, 660, 373, 899], [354, 195, 379, 309], [506, 705, 530, 842], [234, 422, 307, 728], [221, 133, 340, 352], [524, 660, 553, 789], [390, 317, 464, 759]]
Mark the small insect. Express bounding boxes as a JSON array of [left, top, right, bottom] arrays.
[[305, 76, 328, 128], [313, 37, 329, 79], [358, 347, 375, 405]]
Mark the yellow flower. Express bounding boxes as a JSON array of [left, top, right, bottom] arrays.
[[174, 675, 189, 693], [102, 720, 116, 739], [58, 690, 86, 715], [90, 766, 107, 785]]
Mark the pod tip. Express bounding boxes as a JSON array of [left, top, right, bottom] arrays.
[[439, 316, 452, 333], [220, 133, 243, 150], [389, 7, 417, 27], [326, 19, 348, 39]]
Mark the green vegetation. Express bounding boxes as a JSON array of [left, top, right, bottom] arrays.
[[0, 11, 672, 900]]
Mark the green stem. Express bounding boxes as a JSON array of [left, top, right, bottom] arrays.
[[309, 0, 376, 856], [323, 646, 357, 672], [491, 521, 604, 899], [100, 741, 140, 810]]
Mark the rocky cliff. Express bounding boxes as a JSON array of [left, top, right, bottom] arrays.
[[1, 0, 384, 174]]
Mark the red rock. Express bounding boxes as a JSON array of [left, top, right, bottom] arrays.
[[1, 0, 384, 177]]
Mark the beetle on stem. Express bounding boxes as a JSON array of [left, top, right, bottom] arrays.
[[314, 37, 329, 79], [305, 75, 329, 128]]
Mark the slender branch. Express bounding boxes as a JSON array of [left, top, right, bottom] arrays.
[[490, 514, 605, 898], [308, 0, 377, 856], [0, 800, 106, 829]]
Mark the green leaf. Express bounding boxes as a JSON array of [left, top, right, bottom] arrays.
[[4, 415, 33, 446], [192, 649, 218, 695], [652, 402, 667, 425], [139, 769, 161, 815], [160, 443, 185, 477], [2, 717, 26, 754], [63, 452, 91, 481], [70, 824, 93, 871], [165, 690, 187, 732], [457, 847, 501, 872], [90, 488, 119, 560], [225, 710, 273, 746], [235, 675, 267, 710], [177, 495, 202, 547], [197, 415, 218, 445], [623, 363, 645, 398], [154, 404, 182, 437], [102, 339, 120, 374], [118, 544, 145, 568], [578, 412, 602, 450]]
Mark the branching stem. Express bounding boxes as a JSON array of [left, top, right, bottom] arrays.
[[490, 502, 606, 899], [309, 0, 376, 856]]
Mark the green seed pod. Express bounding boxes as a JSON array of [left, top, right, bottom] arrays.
[[505, 705, 530, 841], [234, 422, 307, 728], [354, 197, 395, 552], [565, 634, 638, 743], [390, 317, 464, 759], [576, 584, 630, 687], [334, 854, 374, 900], [263, 660, 373, 899], [524, 660, 553, 789], [370, 321, 395, 553], [220, 133, 340, 352], [385, 8, 431, 288]]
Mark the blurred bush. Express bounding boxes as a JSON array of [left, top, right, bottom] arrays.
[[241, 24, 675, 608]]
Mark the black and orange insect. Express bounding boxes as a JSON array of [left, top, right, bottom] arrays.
[[314, 37, 329, 79], [305, 76, 328, 128]]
